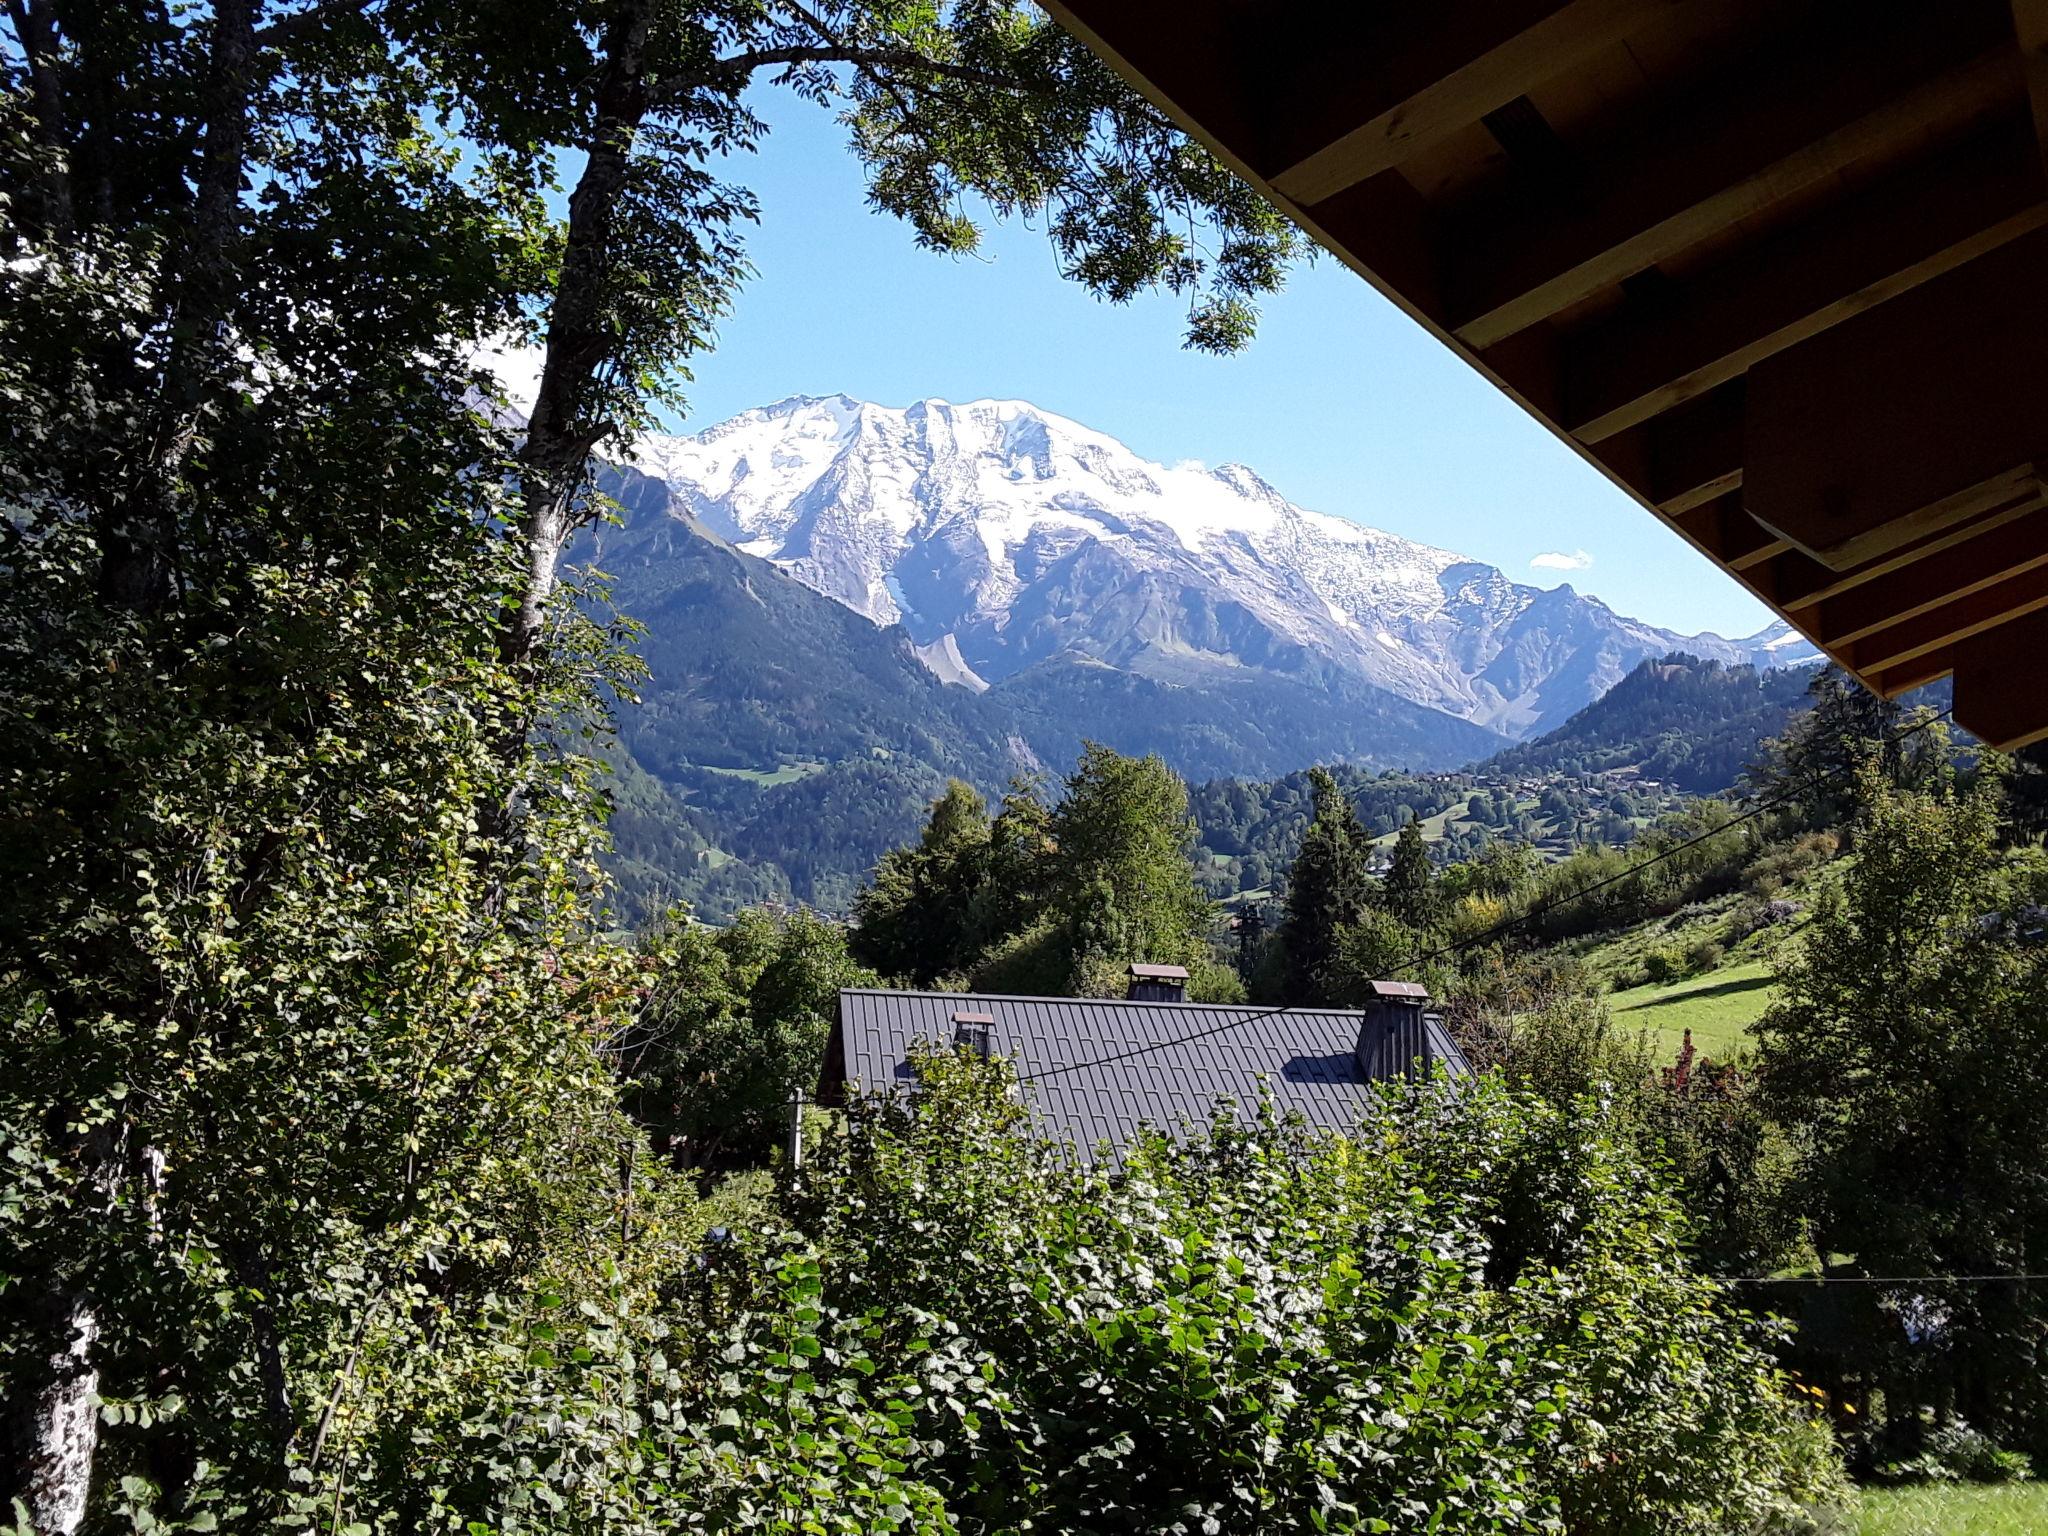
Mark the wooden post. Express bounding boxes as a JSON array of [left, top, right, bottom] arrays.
[[785, 1087, 805, 1172]]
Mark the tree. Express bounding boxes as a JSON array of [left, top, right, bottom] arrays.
[[392, 0, 1304, 675], [1757, 768, 2048, 1455], [1281, 768, 1373, 1004], [0, 4, 1302, 1520], [1751, 664, 1948, 828], [1047, 743, 1212, 988], [850, 779, 994, 984], [624, 908, 876, 1166], [1383, 817, 1438, 930], [0, 7, 641, 1520]]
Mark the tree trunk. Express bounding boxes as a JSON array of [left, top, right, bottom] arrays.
[[8, 1289, 101, 1535], [4, 0, 75, 238], [102, 0, 258, 613], [497, 0, 654, 674]]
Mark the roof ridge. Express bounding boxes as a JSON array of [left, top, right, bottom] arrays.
[[836, 986, 1366, 1016]]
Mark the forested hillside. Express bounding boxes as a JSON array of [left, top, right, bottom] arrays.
[[1477, 654, 1817, 792], [583, 488, 1503, 921]]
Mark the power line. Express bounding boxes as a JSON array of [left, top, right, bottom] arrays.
[[1725, 1273, 2048, 1286], [1015, 705, 1953, 1084]]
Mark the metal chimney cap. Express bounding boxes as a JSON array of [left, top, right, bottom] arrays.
[[950, 1009, 996, 1025], [1127, 963, 1190, 981], [1366, 980, 1430, 1000]]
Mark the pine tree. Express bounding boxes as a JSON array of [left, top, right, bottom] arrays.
[[1282, 768, 1373, 1004], [1384, 818, 1438, 930], [1236, 900, 1268, 978]]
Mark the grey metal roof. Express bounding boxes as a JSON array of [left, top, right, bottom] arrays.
[[828, 988, 1464, 1163]]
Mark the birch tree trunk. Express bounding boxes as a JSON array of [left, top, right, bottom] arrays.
[[10, 1294, 102, 1535], [498, 0, 653, 672], [4, 4, 258, 1521]]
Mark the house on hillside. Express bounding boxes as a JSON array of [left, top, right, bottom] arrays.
[[818, 964, 1469, 1163]]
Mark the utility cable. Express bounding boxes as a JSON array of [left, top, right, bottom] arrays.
[[1014, 705, 1954, 1083]]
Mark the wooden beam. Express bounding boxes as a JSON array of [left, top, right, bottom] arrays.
[[1599, 379, 1745, 514], [1842, 561, 2048, 674], [1546, 119, 2048, 442], [1764, 494, 2048, 610], [1668, 495, 1789, 570], [2017, 0, 2048, 175], [1793, 507, 2048, 646], [1746, 227, 2048, 568], [1266, 0, 1686, 205], [1869, 649, 1955, 699], [1953, 607, 2048, 747], [1442, 3, 2023, 347]]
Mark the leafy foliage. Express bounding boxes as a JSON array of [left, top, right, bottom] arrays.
[[772, 1051, 1846, 1535], [621, 908, 876, 1168], [851, 744, 1231, 998], [1757, 768, 2048, 1460]]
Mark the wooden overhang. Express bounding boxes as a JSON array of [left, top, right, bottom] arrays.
[[1045, 0, 2048, 748]]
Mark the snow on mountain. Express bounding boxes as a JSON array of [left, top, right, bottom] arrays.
[[627, 394, 1798, 739]]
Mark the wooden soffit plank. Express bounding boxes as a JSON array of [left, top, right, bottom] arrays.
[[1745, 226, 2048, 569], [2017, 0, 2048, 174], [1266, 0, 1689, 205], [1550, 118, 2048, 442], [1792, 503, 2048, 647], [1953, 605, 2048, 747], [1443, 4, 2022, 347], [1842, 561, 2048, 675]]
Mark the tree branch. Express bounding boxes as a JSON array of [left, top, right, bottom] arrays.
[[249, 0, 374, 48], [649, 43, 1041, 110]]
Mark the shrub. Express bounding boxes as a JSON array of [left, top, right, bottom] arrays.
[[1874, 1419, 2035, 1485], [1741, 832, 1841, 898], [775, 1050, 1847, 1535], [1685, 937, 1727, 973], [1643, 947, 1686, 985]]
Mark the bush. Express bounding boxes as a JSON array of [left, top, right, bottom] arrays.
[[770, 1050, 1847, 1535], [1874, 1419, 2035, 1485], [1741, 832, 1841, 899], [1643, 947, 1686, 986], [1685, 937, 1727, 973]]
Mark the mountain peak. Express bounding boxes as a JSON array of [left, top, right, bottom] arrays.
[[625, 395, 1802, 739]]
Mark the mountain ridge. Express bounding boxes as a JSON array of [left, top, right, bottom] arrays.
[[626, 393, 1811, 739]]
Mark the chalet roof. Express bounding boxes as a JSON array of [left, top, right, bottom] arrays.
[[1044, 0, 2048, 751], [823, 987, 1467, 1164]]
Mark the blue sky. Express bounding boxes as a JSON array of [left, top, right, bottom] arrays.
[[657, 98, 1776, 640]]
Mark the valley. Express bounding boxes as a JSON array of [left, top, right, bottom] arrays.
[[583, 399, 1821, 923]]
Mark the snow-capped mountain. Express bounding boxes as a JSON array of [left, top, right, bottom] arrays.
[[628, 394, 1802, 739]]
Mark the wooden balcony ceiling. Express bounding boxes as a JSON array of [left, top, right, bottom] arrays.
[[1047, 0, 2048, 748]]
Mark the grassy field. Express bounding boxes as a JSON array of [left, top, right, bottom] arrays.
[[691, 760, 826, 787], [1608, 957, 1776, 1059], [1852, 1482, 2048, 1535]]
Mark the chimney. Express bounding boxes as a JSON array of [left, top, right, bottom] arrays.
[[1353, 980, 1434, 1080], [1126, 963, 1189, 1003], [950, 1010, 995, 1058]]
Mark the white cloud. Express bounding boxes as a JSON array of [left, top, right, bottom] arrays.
[[1530, 548, 1594, 572]]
